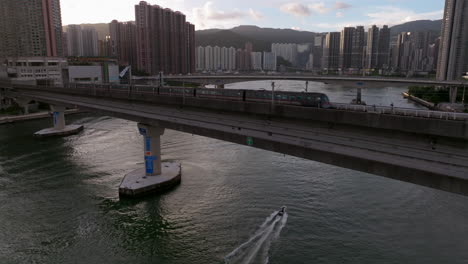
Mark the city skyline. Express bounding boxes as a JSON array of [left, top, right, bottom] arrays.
[[61, 0, 444, 31]]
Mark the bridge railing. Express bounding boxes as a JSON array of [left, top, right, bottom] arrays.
[[332, 103, 468, 121]]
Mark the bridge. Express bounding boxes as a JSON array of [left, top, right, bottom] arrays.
[[1, 81, 468, 197], [149, 74, 466, 103], [158, 74, 466, 86]]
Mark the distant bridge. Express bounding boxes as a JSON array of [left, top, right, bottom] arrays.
[[148, 74, 466, 87]]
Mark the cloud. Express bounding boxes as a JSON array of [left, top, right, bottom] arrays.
[[280, 3, 312, 17], [280, 1, 349, 17], [315, 7, 443, 31], [193, 2, 250, 29], [249, 8, 264, 20], [334, 2, 352, 10], [366, 6, 442, 25], [309, 2, 328, 14]]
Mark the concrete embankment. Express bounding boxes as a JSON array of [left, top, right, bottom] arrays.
[[0, 109, 81, 125], [402, 92, 435, 110]]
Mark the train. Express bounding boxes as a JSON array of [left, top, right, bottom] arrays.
[[11, 82, 333, 109], [125, 84, 332, 108]]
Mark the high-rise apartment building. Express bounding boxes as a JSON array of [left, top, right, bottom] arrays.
[[377, 25, 391, 69], [204, 46, 213, 71], [251, 52, 263, 71], [135, 1, 195, 75], [263, 52, 277, 71], [228, 47, 236, 71], [312, 35, 324, 71], [323, 32, 341, 71], [214, 46, 221, 70], [67, 25, 84, 57], [82, 28, 99, 57], [221, 47, 227, 70], [0, 0, 63, 58], [352, 26, 365, 70], [186, 23, 196, 73], [340, 27, 354, 70], [62, 32, 69, 57], [437, 0, 468, 81], [340, 26, 366, 72], [271, 43, 298, 66], [392, 31, 438, 75], [244, 42, 253, 70], [365, 25, 391, 70], [109, 20, 138, 67], [195, 45, 236, 72], [196, 47, 205, 71], [366, 25, 379, 69]]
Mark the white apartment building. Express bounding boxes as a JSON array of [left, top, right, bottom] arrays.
[[271, 43, 298, 66], [263, 52, 277, 71], [251, 52, 263, 71], [204, 46, 213, 71], [196, 46, 205, 71], [196, 46, 237, 72]]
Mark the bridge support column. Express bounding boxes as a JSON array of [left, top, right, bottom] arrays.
[[449, 86, 458, 103], [34, 105, 83, 138], [119, 123, 181, 198]]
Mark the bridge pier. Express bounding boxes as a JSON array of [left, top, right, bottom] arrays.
[[119, 123, 181, 197], [34, 105, 83, 138]]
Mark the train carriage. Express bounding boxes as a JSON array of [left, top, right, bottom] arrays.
[[245, 90, 331, 108], [196, 88, 244, 101]]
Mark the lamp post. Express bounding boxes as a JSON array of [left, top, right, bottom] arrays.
[[462, 74, 468, 104], [271, 82, 275, 109]]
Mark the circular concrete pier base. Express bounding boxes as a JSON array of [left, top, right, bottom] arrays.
[[119, 162, 182, 198], [34, 125, 84, 138]]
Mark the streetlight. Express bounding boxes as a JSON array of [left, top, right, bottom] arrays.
[[462, 73, 468, 104], [271, 81, 275, 109]]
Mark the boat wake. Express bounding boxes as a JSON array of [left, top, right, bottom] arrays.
[[224, 208, 288, 264]]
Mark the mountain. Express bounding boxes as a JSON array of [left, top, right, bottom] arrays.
[[195, 25, 315, 51], [195, 20, 443, 50], [390, 20, 442, 35]]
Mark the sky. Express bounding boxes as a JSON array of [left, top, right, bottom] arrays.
[[61, 0, 445, 32]]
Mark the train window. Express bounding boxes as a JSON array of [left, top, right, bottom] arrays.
[[307, 97, 312, 101], [297, 96, 302, 100], [291, 96, 295, 100]]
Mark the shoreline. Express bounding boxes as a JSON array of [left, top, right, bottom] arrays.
[[0, 109, 82, 125]]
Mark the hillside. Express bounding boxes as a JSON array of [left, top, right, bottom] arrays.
[[195, 25, 315, 50], [195, 20, 442, 49], [390, 19, 442, 35]]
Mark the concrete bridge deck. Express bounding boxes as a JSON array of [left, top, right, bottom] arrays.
[[4, 83, 468, 196]]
